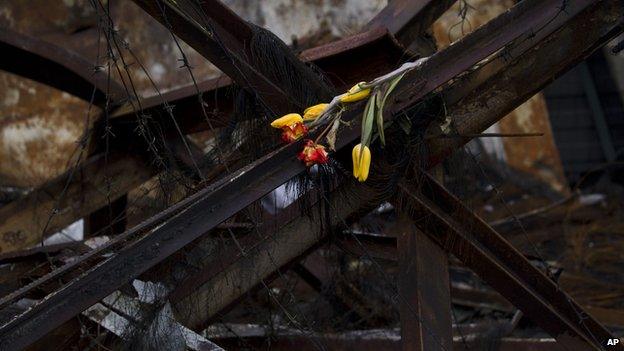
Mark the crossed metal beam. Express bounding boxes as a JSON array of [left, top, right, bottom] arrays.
[[0, 22, 411, 255], [0, 0, 623, 350], [0, 29, 125, 108], [168, 3, 624, 347]]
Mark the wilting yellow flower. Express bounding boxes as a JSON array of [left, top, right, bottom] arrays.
[[340, 82, 371, 103], [352, 144, 371, 182], [303, 103, 328, 121], [271, 113, 303, 128]]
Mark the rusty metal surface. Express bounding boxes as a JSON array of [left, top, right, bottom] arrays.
[[428, 1, 624, 166], [0, 28, 124, 107], [431, 0, 515, 49], [393, 0, 598, 113], [0, 3, 516, 342], [0, 26, 409, 255], [166, 0, 624, 340], [0, 152, 155, 254], [498, 94, 570, 193], [365, 0, 455, 53], [303, 28, 411, 93], [151, 0, 614, 336], [0, 1, 382, 187], [0, 81, 91, 187], [0, 0, 622, 348], [431, 0, 570, 193], [130, 0, 303, 114], [213, 329, 560, 351], [397, 218, 452, 351], [430, 1, 569, 194], [397, 172, 619, 349], [157, 0, 608, 324], [110, 27, 408, 135]]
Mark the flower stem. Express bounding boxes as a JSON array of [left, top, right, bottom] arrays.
[[309, 57, 429, 129]]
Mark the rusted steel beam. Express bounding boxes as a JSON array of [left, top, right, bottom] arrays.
[[109, 27, 406, 134], [0, 4, 428, 256], [364, 0, 455, 54], [337, 231, 397, 261], [0, 28, 124, 107], [0, 153, 155, 254], [450, 283, 514, 312], [391, 0, 600, 114], [209, 324, 562, 351], [0, 138, 315, 349], [0, 0, 594, 255], [0, 28, 406, 256], [216, 332, 561, 351], [130, 0, 312, 114], [162, 0, 624, 333], [426, 2, 624, 165], [397, 172, 619, 350], [0, 241, 89, 266], [168, 184, 378, 330], [169, 0, 624, 334], [397, 218, 452, 351], [164, 0, 613, 327], [0, 0, 621, 348]]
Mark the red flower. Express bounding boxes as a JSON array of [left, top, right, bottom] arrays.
[[298, 139, 329, 166], [281, 122, 308, 143]]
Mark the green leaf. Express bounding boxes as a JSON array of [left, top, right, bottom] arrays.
[[382, 72, 406, 109], [375, 73, 407, 146], [375, 90, 385, 146], [361, 93, 376, 148]]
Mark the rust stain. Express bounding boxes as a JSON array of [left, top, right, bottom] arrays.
[[2, 230, 26, 247], [0, 0, 387, 189], [499, 94, 569, 194], [0, 71, 92, 187], [433, 0, 569, 193], [0, 0, 99, 36], [432, 0, 515, 49]]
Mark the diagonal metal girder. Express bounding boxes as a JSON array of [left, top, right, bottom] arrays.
[[0, 0, 442, 253], [0, 27, 408, 255], [0, 28, 125, 107], [364, 0, 455, 54], [398, 172, 619, 350], [0, 0, 448, 254], [0, 1, 431, 255], [167, 0, 624, 341], [0, 0, 621, 349], [130, 0, 317, 114]]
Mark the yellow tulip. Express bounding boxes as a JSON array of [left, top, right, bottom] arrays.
[[352, 143, 371, 182], [303, 103, 328, 121], [271, 113, 303, 128], [340, 82, 371, 103]]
